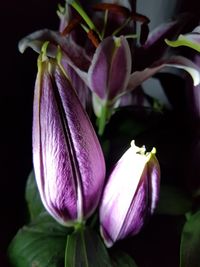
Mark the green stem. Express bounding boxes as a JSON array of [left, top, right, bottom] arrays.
[[97, 104, 108, 136], [64, 223, 85, 267], [64, 234, 75, 267], [80, 227, 89, 267], [74, 221, 85, 232]]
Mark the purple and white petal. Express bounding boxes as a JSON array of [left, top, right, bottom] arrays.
[[99, 141, 160, 247], [127, 55, 200, 93], [88, 36, 131, 101], [33, 58, 106, 226]]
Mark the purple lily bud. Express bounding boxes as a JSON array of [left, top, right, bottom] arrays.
[[88, 35, 132, 132], [33, 51, 106, 226], [88, 36, 131, 102], [99, 141, 160, 247]]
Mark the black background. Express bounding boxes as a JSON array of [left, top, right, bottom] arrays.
[[0, 1, 59, 266]]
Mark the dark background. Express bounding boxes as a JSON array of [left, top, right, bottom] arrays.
[[1, 1, 200, 267], [0, 1, 58, 266]]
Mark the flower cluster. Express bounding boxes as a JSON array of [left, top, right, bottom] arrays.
[[18, 0, 200, 250], [19, 0, 200, 134], [32, 40, 160, 246]]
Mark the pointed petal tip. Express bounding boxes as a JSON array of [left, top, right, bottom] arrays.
[[100, 225, 113, 248]]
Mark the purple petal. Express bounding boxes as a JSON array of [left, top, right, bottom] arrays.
[[33, 64, 78, 224], [185, 55, 200, 122], [147, 154, 161, 214], [100, 146, 146, 247], [60, 59, 91, 109], [119, 152, 160, 239], [88, 36, 131, 100], [54, 66, 106, 220], [127, 55, 200, 92], [135, 13, 197, 69], [108, 37, 132, 99], [143, 20, 179, 49], [118, 170, 149, 238], [18, 29, 91, 71], [88, 37, 115, 99]]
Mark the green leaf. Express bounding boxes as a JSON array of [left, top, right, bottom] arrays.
[[65, 227, 111, 267], [25, 170, 45, 220], [8, 212, 72, 267], [111, 251, 138, 267], [156, 185, 192, 215], [180, 210, 200, 267]]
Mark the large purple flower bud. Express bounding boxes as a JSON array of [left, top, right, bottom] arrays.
[[32, 50, 106, 226], [99, 141, 160, 247]]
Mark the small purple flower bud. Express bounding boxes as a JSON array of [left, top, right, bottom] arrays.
[[99, 141, 160, 247], [88, 36, 131, 102], [33, 51, 106, 226]]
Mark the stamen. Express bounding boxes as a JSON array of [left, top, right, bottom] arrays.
[[81, 23, 100, 48], [61, 15, 82, 36], [87, 30, 100, 48], [124, 34, 138, 39]]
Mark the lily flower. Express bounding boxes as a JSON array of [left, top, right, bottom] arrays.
[[99, 141, 160, 247], [33, 44, 106, 226]]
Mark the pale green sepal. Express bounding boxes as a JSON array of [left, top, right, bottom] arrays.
[[165, 36, 200, 53]]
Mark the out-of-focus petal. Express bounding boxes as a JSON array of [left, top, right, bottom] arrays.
[[101, 0, 132, 10], [18, 29, 91, 71], [135, 13, 198, 69], [127, 55, 200, 93]]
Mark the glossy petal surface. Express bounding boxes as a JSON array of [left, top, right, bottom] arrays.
[[33, 59, 105, 225]]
